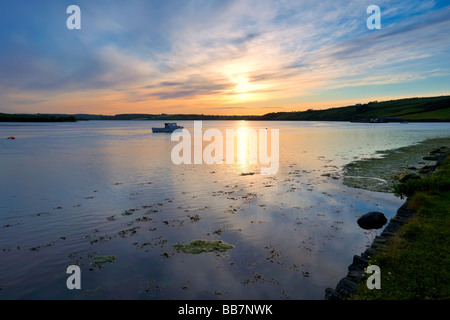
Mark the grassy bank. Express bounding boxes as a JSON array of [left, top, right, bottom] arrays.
[[350, 154, 450, 299]]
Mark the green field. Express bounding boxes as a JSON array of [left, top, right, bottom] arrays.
[[260, 95, 450, 122]]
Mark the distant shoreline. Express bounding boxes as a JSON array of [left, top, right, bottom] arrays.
[[2, 95, 449, 123], [0, 114, 76, 123]]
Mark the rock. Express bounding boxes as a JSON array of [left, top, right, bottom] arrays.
[[423, 155, 441, 161], [357, 211, 388, 230], [399, 173, 421, 183], [352, 255, 369, 269], [429, 146, 449, 155], [419, 165, 434, 174], [335, 278, 358, 297], [325, 288, 342, 300]]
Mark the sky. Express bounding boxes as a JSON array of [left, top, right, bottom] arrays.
[[0, 0, 449, 115]]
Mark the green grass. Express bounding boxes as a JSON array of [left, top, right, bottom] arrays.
[[402, 108, 450, 121], [350, 156, 450, 300]]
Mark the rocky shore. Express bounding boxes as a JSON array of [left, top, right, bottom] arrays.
[[325, 143, 449, 300], [325, 201, 415, 300]]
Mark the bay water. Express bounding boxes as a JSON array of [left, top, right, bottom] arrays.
[[1, 120, 449, 299]]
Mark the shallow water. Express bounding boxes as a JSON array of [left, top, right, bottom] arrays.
[[0, 120, 449, 299]]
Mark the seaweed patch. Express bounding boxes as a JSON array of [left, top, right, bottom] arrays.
[[174, 240, 234, 254], [90, 255, 116, 266], [342, 137, 450, 192]]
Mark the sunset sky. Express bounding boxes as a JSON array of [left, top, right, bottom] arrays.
[[1, 0, 449, 115]]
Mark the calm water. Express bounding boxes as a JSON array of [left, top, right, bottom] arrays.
[[1, 120, 449, 300]]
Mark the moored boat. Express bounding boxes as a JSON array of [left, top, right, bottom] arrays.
[[152, 123, 184, 133]]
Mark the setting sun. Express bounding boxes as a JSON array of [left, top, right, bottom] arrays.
[[232, 77, 256, 103], [235, 77, 252, 94]]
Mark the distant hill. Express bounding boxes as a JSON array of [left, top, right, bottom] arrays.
[[258, 95, 450, 122], [2, 95, 449, 122], [74, 114, 152, 121], [136, 95, 450, 122]]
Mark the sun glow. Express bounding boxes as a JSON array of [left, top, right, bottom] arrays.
[[220, 61, 264, 103], [235, 77, 253, 94], [235, 122, 258, 173], [237, 125, 249, 167], [231, 76, 263, 103]]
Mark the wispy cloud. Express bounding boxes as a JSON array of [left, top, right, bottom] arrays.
[[0, 0, 449, 114]]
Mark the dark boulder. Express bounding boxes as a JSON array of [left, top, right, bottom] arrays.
[[357, 211, 388, 230]]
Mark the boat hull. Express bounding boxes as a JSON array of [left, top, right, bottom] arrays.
[[152, 127, 183, 133]]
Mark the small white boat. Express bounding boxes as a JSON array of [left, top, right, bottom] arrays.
[[152, 123, 184, 133]]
